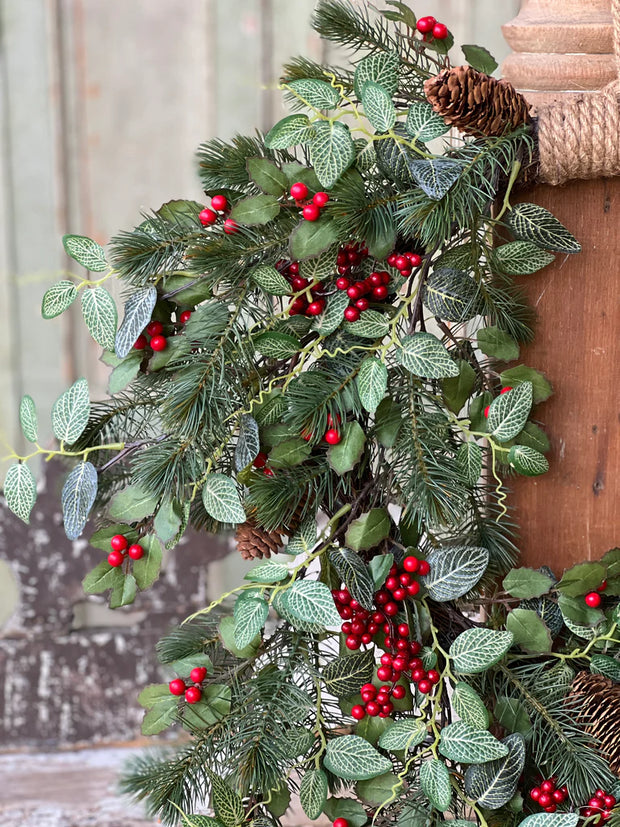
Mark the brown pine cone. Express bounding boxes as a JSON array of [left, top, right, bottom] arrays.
[[235, 518, 282, 560], [424, 66, 531, 138], [569, 670, 620, 775]]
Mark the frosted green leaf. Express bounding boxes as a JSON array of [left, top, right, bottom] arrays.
[[230, 194, 280, 225], [251, 264, 291, 296], [254, 331, 300, 359], [423, 268, 480, 322], [234, 414, 260, 471], [19, 395, 38, 443], [519, 815, 579, 827], [357, 358, 387, 413], [406, 102, 449, 142], [283, 579, 343, 628], [286, 515, 317, 556], [41, 280, 78, 319], [361, 81, 396, 132], [309, 121, 355, 188], [202, 474, 246, 524], [327, 421, 366, 475], [456, 443, 482, 486], [115, 285, 157, 358], [329, 547, 374, 609], [264, 114, 316, 149], [378, 718, 427, 752], [439, 721, 509, 764], [508, 444, 549, 476], [450, 628, 514, 674], [234, 592, 268, 649], [423, 545, 489, 602], [477, 326, 520, 362], [322, 650, 374, 698], [487, 382, 533, 443], [300, 769, 328, 820], [324, 735, 392, 780], [492, 241, 555, 275], [420, 759, 452, 811], [61, 461, 98, 540], [81, 287, 117, 350], [246, 157, 288, 196], [288, 78, 340, 109], [452, 682, 490, 730], [508, 203, 581, 253], [245, 561, 289, 583], [4, 463, 37, 524], [464, 733, 525, 809], [397, 333, 459, 379], [347, 309, 389, 339], [63, 233, 108, 271], [209, 772, 244, 827], [410, 158, 463, 200], [312, 291, 349, 336], [51, 377, 90, 445], [353, 51, 399, 98]]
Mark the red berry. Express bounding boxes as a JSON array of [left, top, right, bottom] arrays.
[[392, 587, 407, 601], [396, 639, 409, 652], [399, 573, 412, 586], [369, 273, 383, 287], [169, 678, 186, 696], [380, 653, 393, 667], [306, 300, 324, 316], [303, 203, 321, 222], [361, 633, 372, 644], [372, 285, 388, 300], [179, 310, 192, 324], [365, 701, 380, 717], [406, 253, 422, 267], [313, 191, 330, 207], [597, 580, 608, 592], [406, 582, 421, 597], [416, 15, 436, 34], [347, 286, 361, 300], [337, 265, 350, 275], [337, 589, 351, 604], [381, 701, 394, 715], [375, 590, 389, 605], [411, 668, 426, 682], [223, 218, 239, 234], [211, 194, 228, 211], [541, 781, 555, 793], [538, 793, 552, 808], [393, 656, 407, 671], [344, 307, 360, 322], [432, 22, 449, 39], [289, 297, 307, 315], [190, 667, 207, 684], [399, 268, 412, 278], [544, 805, 557, 814], [351, 620, 366, 636], [199, 208, 217, 226], [291, 276, 309, 291], [341, 621, 352, 634], [253, 452, 268, 469], [418, 679, 432, 694], [484, 405, 491, 418], [133, 334, 148, 350], [409, 641, 421, 655], [392, 684, 406, 699], [339, 605, 352, 619], [604, 796, 616, 808], [403, 556, 419, 573], [397, 623, 409, 637], [146, 321, 163, 336], [324, 428, 341, 445], [128, 543, 144, 561], [185, 686, 202, 704], [288, 261, 300, 275], [585, 591, 602, 608], [263, 467, 274, 477], [108, 550, 124, 567], [110, 534, 128, 551], [150, 334, 167, 352], [500, 386, 513, 395], [351, 704, 366, 720], [394, 255, 408, 270], [384, 601, 398, 616], [530, 788, 541, 801], [552, 790, 565, 803], [355, 298, 369, 311], [345, 635, 361, 650], [290, 182, 308, 201], [386, 575, 399, 591], [377, 665, 392, 681], [361, 682, 376, 697], [336, 277, 350, 290], [427, 669, 440, 684], [418, 560, 430, 576]]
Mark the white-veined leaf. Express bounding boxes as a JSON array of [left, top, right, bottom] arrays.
[[234, 414, 260, 471], [423, 545, 489, 602], [19, 395, 38, 443], [115, 286, 157, 358], [508, 203, 581, 254], [410, 158, 463, 200], [492, 241, 555, 275], [508, 444, 549, 476], [309, 120, 356, 189], [519, 814, 579, 827], [357, 357, 387, 413], [51, 377, 90, 445], [324, 735, 392, 780], [299, 769, 328, 820], [378, 718, 427, 752], [63, 233, 108, 271], [397, 333, 459, 379], [288, 78, 340, 109], [406, 102, 449, 142], [282, 579, 343, 628], [464, 733, 525, 809], [312, 291, 349, 336], [233, 591, 269, 649], [353, 51, 399, 99], [456, 442, 482, 486], [245, 562, 289, 583], [81, 287, 117, 350], [41, 280, 78, 319], [450, 628, 514, 674], [361, 81, 396, 132], [202, 474, 245, 524], [439, 721, 509, 764], [251, 264, 291, 296], [487, 382, 533, 443], [329, 547, 374, 609], [420, 759, 452, 811], [347, 309, 389, 339], [264, 114, 316, 149], [452, 682, 490, 730], [61, 461, 98, 540], [322, 650, 375, 698], [3, 463, 37, 523]]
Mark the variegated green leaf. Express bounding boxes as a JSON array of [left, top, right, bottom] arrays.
[[51, 378, 90, 445], [233, 591, 269, 649], [115, 285, 157, 358], [361, 81, 396, 132], [487, 382, 533, 443], [309, 121, 356, 188], [422, 545, 489, 602], [81, 286, 117, 350], [410, 158, 463, 200], [439, 721, 509, 764], [3, 463, 37, 524], [41, 280, 78, 319], [464, 733, 525, 809], [300, 769, 328, 820], [324, 735, 392, 780], [251, 265, 291, 296], [288, 78, 340, 109], [508, 203, 581, 254], [347, 309, 389, 339], [378, 718, 427, 752], [452, 682, 490, 730], [282, 579, 343, 628], [61, 461, 98, 540], [202, 474, 246, 524], [357, 357, 387, 413], [397, 333, 459, 379], [19, 395, 38, 443], [508, 444, 549, 476], [63, 233, 108, 271], [420, 759, 452, 811], [234, 414, 260, 471], [406, 102, 449, 142], [329, 547, 374, 609], [353, 51, 399, 98], [450, 628, 514, 674], [456, 442, 482, 486], [264, 114, 316, 149]]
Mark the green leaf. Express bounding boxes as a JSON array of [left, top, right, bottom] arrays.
[[110, 571, 138, 608], [109, 485, 158, 522], [502, 568, 554, 599], [138, 683, 172, 709], [108, 350, 142, 394], [329, 547, 374, 610], [558, 593, 603, 627], [4, 463, 37, 524], [420, 759, 452, 811], [209, 772, 244, 827], [439, 722, 509, 764], [133, 535, 163, 590], [519, 815, 579, 827], [345, 508, 390, 552], [230, 194, 280, 225], [516, 422, 551, 454], [508, 203, 581, 254], [500, 365, 552, 404], [254, 331, 300, 359], [265, 114, 316, 149], [286, 515, 317, 556], [322, 798, 368, 827], [397, 333, 459, 379], [506, 608, 552, 654], [89, 523, 135, 552], [182, 817, 225, 827], [378, 718, 426, 752], [375, 127, 417, 187], [301, 247, 338, 281], [347, 309, 390, 339], [51, 377, 90, 444], [42, 280, 78, 319], [288, 78, 340, 109], [508, 444, 549, 476], [494, 697, 532, 735], [19, 395, 38, 443], [61, 461, 98, 540], [63, 233, 108, 271], [591, 654, 620, 682], [353, 51, 399, 99], [284, 579, 343, 628], [115, 285, 157, 359], [557, 562, 606, 597], [356, 772, 402, 807], [269, 437, 312, 469], [406, 101, 449, 142], [361, 81, 396, 132], [300, 769, 328, 820], [452, 682, 490, 730], [219, 615, 260, 658], [245, 561, 289, 583], [233, 592, 268, 649], [327, 421, 366, 474], [312, 291, 349, 335], [492, 241, 555, 275], [422, 268, 480, 322], [247, 157, 288, 196], [169, 652, 213, 677], [357, 358, 388, 413], [251, 265, 291, 296], [461, 44, 498, 74], [202, 474, 245, 524], [375, 397, 401, 448], [264, 782, 290, 819], [423, 545, 489, 602], [487, 382, 533, 443], [369, 553, 394, 588], [450, 628, 514, 674], [141, 698, 177, 735], [309, 121, 356, 188], [324, 735, 392, 781], [410, 159, 463, 200], [456, 443, 483, 487], [82, 561, 119, 594], [477, 326, 520, 361], [464, 733, 525, 810], [153, 497, 183, 545], [442, 360, 476, 414], [234, 415, 260, 472], [290, 216, 338, 260], [81, 287, 117, 350]]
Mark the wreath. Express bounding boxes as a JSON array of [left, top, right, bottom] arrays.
[[4, 3, 619, 827]]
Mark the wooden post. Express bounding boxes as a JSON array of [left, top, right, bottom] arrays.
[[501, 1, 620, 570]]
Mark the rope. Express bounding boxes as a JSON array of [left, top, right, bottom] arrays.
[[536, 0, 620, 185]]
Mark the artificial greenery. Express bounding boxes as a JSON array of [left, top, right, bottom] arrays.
[[3, 2, 620, 827]]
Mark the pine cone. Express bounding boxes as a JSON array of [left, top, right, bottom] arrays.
[[424, 66, 531, 138], [235, 519, 282, 560], [569, 671, 620, 775]]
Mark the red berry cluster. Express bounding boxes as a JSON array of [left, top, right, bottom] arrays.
[[529, 778, 568, 813], [108, 534, 144, 568], [337, 268, 392, 323], [199, 194, 238, 235], [483, 386, 513, 418], [168, 666, 208, 705], [416, 16, 449, 40], [582, 789, 616, 823], [290, 182, 330, 222], [585, 579, 607, 608], [253, 451, 274, 478], [133, 309, 193, 352], [279, 259, 329, 318], [387, 250, 423, 279]]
